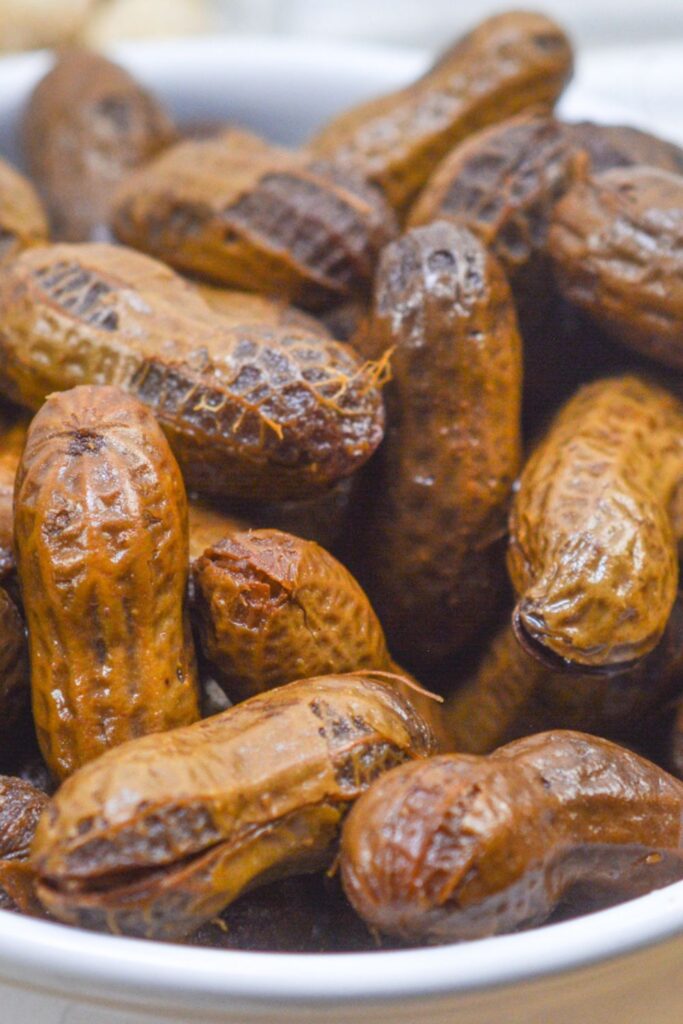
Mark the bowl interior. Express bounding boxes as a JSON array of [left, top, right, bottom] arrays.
[[0, 32, 682, 1011]]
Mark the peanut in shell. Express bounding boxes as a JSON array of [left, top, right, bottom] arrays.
[[31, 674, 435, 939], [0, 242, 386, 501], [508, 375, 683, 669], [14, 385, 200, 780], [308, 11, 573, 216]]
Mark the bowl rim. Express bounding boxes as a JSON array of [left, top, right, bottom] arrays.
[[1, 881, 683, 1006], [1, 32, 683, 1010]]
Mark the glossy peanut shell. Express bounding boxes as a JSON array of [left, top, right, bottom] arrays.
[[508, 376, 683, 668], [22, 48, 176, 241], [0, 243, 385, 500], [190, 527, 443, 741], [354, 220, 522, 670], [31, 673, 435, 938], [15, 385, 199, 779], [308, 11, 573, 215], [549, 166, 683, 368], [341, 731, 683, 942], [408, 114, 572, 303], [112, 128, 397, 310]]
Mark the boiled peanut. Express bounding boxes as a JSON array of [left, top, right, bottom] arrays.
[[31, 673, 435, 938], [341, 731, 683, 942], [112, 128, 397, 310], [549, 165, 683, 368], [409, 114, 572, 307], [190, 527, 444, 742], [0, 775, 50, 915], [308, 11, 573, 215], [508, 376, 683, 669], [0, 243, 386, 501], [22, 48, 176, 241], [353, 220, 522, 670], [15, 385, 199, 779]]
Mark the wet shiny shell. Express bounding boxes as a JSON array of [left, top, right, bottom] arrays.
[[341, 732, 683, 942], [508, 376, 683, 669], [15, 385, 199, 780], [0, 243, 385, 501], [112, 128, 397, 311], [308, 11, 573, 215], [193, 529, 390, 698], [22, 48, 176, 241], [0, 776, 49, 861], [549, 166, 683, 368], [353, 220, 522, 670], [408, 115, 573, 305], [31, 674, 435, 939], [191, 527, 445, 743]]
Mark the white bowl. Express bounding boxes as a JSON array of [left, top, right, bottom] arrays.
[[2, 34, 683, 1024]]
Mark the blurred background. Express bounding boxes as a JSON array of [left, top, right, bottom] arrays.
[[0, 1, 682, 141], [0, 0, 682, 52]]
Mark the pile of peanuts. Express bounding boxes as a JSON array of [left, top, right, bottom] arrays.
[[1, 10, 683, 952]]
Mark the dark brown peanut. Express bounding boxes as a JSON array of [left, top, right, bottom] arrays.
[[341, 732, 683, 942], [353, 221, 522, 671], [112, 128, 397, 310], [508, 376, 683, 669], [549, 165, 683, 368], [308, 11, 573, 215], [22, 49, 176, 241], [565, 122, 683, 175], [0, 588, 28, 742], [31, 674, 435, 939], [15, 385, 200, 780], [0, 243, 385, 501], [408, 114, 572, 307], [0, 775, 49, 915]]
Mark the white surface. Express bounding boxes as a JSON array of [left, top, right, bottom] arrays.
[[217, 0, 683, 50], [1, 32, 683, 1024]]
